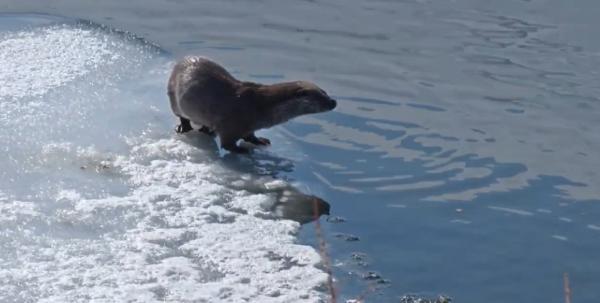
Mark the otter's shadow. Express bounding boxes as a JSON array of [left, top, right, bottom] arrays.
[[229, 176, 331, 225], [180, 132, 331, 224]]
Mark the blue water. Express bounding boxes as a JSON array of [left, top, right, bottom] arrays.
[[2, 1, 600, 302]]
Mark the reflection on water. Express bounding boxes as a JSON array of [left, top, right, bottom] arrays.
[[2, 0, 600, 302], [178, 132, 332, 225], [200, 139, 333, 225]]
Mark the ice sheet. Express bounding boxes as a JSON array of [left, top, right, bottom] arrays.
[[0, 16, 326, 302]]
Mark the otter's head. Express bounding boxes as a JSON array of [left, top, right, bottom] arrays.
[[287, 81, 337, 114], [270, 81, 336, 125], [250, 80, 337, 129]]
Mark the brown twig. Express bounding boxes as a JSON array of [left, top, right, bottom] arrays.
[[313, 198, 337, 303], [563, 272, 572, 303], [352, 280, 378, 303]]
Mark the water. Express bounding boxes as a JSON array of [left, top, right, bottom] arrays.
[[1, 1, 600, 302]]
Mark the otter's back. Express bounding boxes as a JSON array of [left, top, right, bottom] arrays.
[[168, 56, 241, 126]]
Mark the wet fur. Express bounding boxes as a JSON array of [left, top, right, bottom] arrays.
[[168, 56, 336, 153]]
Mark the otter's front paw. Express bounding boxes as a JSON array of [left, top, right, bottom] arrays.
[[243, 135, 271, 146], [254, 137, 271, 146]]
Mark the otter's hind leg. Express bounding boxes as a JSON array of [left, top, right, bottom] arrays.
[[243, 133, 271, 146], [199, 126, 216, 137], [176, 117, 193, 133]]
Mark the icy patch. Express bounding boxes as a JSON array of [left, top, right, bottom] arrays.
[[0, 26, 117, 98], [0, 15, 326, 302], [0, 193, 41, 222], [0, 139, 326, 302]]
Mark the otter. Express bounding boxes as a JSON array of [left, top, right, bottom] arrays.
[[167, 56, 337, 153]]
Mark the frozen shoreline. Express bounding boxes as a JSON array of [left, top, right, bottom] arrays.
[[0, 15, 327, 302]]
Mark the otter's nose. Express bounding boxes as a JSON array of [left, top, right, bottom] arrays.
[[328, 98, 337, 110]]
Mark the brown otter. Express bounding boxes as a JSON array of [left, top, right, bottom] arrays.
[[167, 56, 337, 153]]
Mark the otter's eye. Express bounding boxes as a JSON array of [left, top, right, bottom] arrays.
[[296, 90, 308, 97]]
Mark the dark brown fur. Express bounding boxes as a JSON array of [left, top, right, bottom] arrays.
[[168, 56, 336, 153]]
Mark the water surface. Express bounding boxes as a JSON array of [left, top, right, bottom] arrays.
[[2, 1, 600, 302]]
